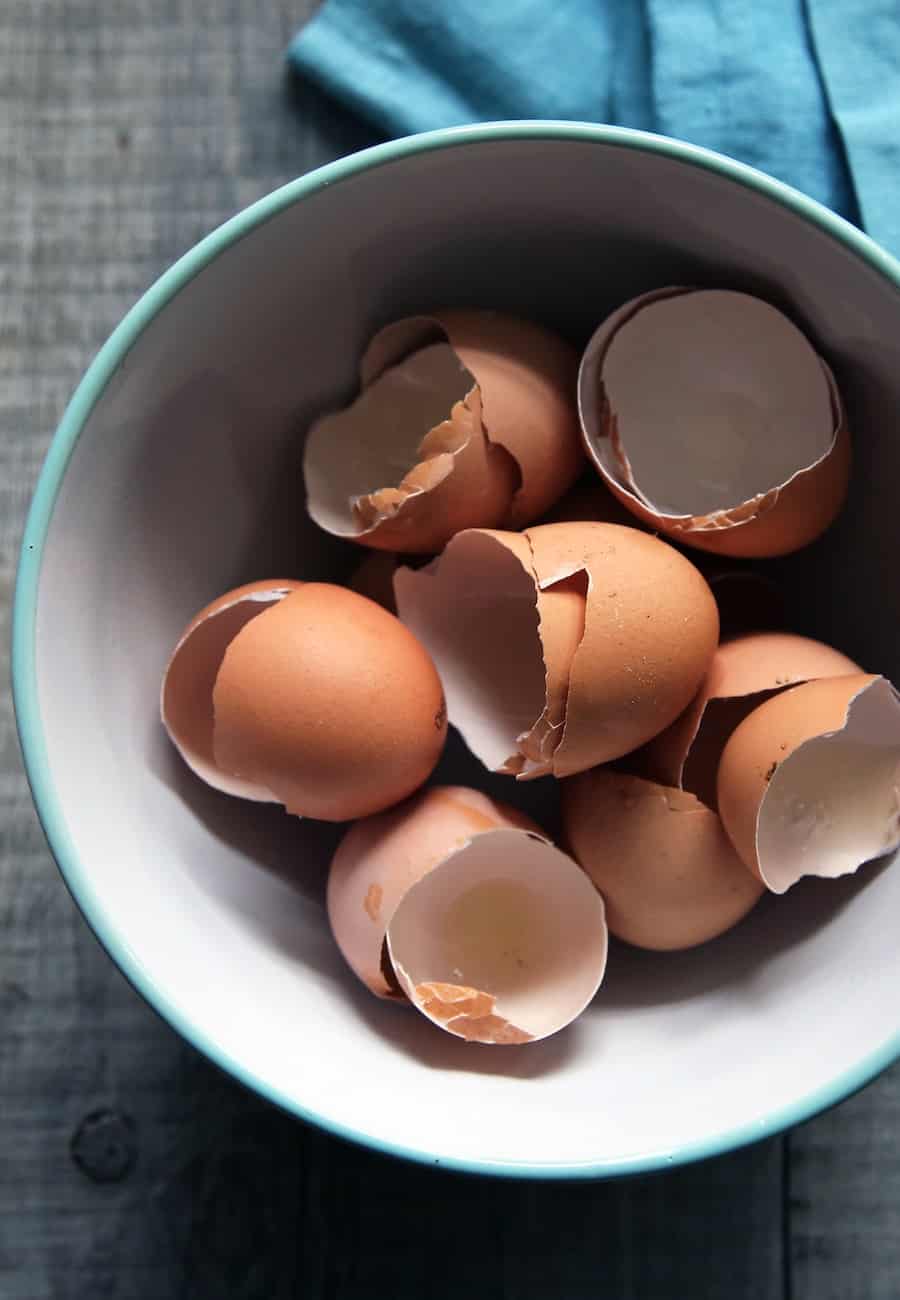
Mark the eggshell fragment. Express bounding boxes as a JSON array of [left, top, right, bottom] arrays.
[[517, 570, 587, 771], [645, 632, 861, 809], [304, 311, 583, 553], [394, 521, 719, 779], [163, 581, 447, 821], [396, 529, 545, 775], [161, 580, 304, 801], [330, 784, 608, 1044], [717, 675, 900, 893], [328, 786, 543, 999], [529, 522, 719, 778], [578, 288, 850, 557], [433, 310, 584, 527], [562, 769, 763, 950], [386, 828, 608, 1043]]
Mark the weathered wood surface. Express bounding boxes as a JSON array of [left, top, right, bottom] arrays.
[[1, 2, 897, 1296]]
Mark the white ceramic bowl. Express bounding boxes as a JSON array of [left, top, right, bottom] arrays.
[[14, 123, 900, 1178]]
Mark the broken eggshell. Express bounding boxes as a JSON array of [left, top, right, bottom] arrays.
[[644, 631, 861, 810], [394, 521, 719, 780], [327, 785, 538, 999], [161, 579, 305, 801], [578, 288, 850, 558], [162, 580, 447, 821], [304, 311, 584, 554], [388, 829, 608, 1044], [328, 785, 608, 1043], [717, 674, 900, 893], [562, 768, 764, 950]]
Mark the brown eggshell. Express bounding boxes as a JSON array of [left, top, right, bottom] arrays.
[[527, 523, 720, 776], [562, 768, 763, 950], [386, 826, 608, 1043], [394, 529, 547, 775], [433, 309, 584, 526], [304, 311, 583, 553], [717, 674, 900, 893], [394, 521, 719, 779], [327, 786, 542, 999], [161, 580, 304, 800], [646, 632, 861, 808], [211, 583, 447, 820], [517, 571, 587, 772], [578, 288, 850, 558]]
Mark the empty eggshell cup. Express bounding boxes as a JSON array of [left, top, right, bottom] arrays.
[[718, 675, 900, 894], [644, 631, 861, 811], [328, 786, 607, 1043], [304, 310, 585, 554], [578, 288, 851, 557]]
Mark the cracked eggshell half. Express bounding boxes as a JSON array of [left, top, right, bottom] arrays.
[[304, 311, 583, 554], [717, 674, 900, 893], [395, 528, 549, 776], [645, 632, 861, 809], [385, 826, 608, 1044], [327, 785, 542, 999], [433, 310, 585, 527], [528, 522, 719, 777], [562, 768, 763, 950], [578, 288, 850, 557], [394, 521, 719, 780], [162, 580, 447, 821]]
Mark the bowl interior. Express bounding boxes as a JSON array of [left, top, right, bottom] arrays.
[[23, 129, 900, 1174]]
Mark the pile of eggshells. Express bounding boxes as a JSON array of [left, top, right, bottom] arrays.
[[162, 289, 900, 1047]]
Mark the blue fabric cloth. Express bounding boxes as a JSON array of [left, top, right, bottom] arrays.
[[288, 0, 900, 258]]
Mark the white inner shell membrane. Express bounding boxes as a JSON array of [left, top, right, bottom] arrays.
[[758, 679, 900, 894], [602, 291, 835, 516], [393, 534, 546, 773], [387, 829, 608, 1039], [304, 343, 475, 533]]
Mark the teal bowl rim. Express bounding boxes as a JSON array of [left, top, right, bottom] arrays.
[[13, 119, 900, 1180]]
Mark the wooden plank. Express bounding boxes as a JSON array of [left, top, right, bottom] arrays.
[[0, 3, 364, 1297], [498, 1141, 785, 1300], [0, 1, 793, 1297], [790, 1067, 900, 1300]]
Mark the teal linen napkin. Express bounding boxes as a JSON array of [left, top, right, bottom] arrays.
[[288, 0, 900, 257]]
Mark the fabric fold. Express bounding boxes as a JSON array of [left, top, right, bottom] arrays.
[[289, 0, 899, 254], [805, 0, 900, 257]]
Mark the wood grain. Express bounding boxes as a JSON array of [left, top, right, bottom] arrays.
[[790, 1077, 900, 1300], [1, 2, 897, 1297]]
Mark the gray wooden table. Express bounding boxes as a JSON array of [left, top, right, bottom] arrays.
[[2, 2, 899, 1296]]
